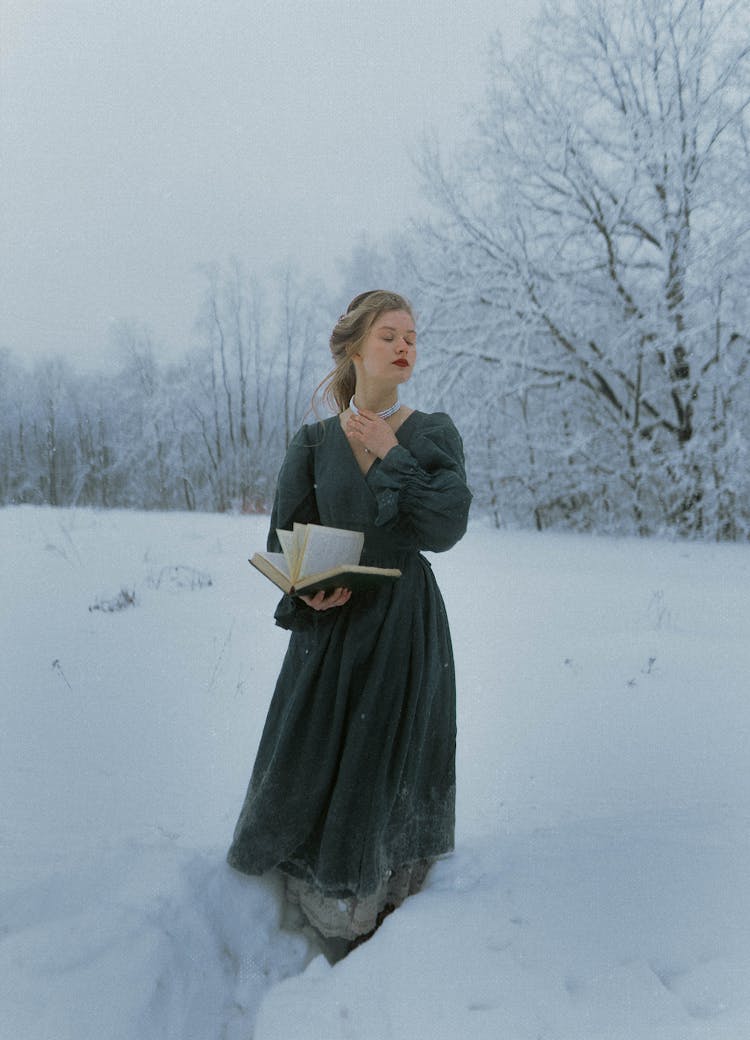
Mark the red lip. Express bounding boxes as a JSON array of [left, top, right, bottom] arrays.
[[393, 359, 409, 367]]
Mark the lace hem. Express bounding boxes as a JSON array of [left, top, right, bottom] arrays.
[[283, 859, 431, 941]]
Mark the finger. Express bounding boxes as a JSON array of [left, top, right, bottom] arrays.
[[324, 587, 351, 608], [302, 588, 334, 609], [300, 589, 327, 609]]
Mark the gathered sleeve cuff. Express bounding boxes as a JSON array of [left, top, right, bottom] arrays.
[[368, 414, 472, 552], [273, 592, 317, 632]]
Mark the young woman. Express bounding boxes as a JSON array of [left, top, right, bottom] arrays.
[[227, 290, 471, 956]]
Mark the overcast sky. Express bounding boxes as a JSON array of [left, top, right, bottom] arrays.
[[1, 1, 538, 368]]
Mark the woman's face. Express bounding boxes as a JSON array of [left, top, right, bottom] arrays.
[[354, 309, 417, 387]]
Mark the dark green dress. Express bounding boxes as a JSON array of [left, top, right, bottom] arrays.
[[227, 410, 471, 918]]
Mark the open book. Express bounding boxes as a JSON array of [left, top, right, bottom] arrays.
[[249, 523, 401, 596]]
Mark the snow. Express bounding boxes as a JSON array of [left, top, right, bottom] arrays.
[[1, 505, 749, 1039]]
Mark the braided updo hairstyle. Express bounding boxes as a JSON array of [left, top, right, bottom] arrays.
[[316, 290, 414, 414]]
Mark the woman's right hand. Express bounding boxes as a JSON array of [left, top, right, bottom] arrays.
[[299, 587, 352, 610]]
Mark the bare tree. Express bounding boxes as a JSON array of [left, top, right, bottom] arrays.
[[112, 322, 176, 509]]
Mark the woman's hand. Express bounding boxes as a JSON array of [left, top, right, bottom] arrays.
[[345, 408, 399, 458], [299, 587, 352, 610]]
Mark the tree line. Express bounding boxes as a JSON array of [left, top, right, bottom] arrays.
[[0, 266, 330, 516], [2, 0, 749, 540]]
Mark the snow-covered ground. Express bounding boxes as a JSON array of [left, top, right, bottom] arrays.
[[1, 505, 749, 1039]]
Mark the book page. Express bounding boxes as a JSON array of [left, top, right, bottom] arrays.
[[275, 528, 296, 573], [275, 525, 309, 579], [297, 525, 364, 580], [257, 550, 290, 578]]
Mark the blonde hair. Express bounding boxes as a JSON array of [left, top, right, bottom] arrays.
[[315, 290, 414, 414]]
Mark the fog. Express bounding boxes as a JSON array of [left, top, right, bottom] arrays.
[[1, 0, 536, 368]]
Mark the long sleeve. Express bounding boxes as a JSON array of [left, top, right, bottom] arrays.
[[367, 413, 472, 552], [266, 424, 321, 631]]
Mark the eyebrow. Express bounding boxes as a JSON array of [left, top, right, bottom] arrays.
[[379, 325, 416, 334]]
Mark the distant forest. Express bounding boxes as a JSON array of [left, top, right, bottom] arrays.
[[3, 0, 749, 540]]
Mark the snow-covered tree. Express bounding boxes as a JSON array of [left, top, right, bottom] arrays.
[[417, 0, 750, 537]]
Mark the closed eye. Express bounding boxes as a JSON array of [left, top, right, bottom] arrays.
[[381, 334, 416, 345]]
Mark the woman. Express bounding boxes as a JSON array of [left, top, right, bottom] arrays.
[[227, 290, 471, 956]]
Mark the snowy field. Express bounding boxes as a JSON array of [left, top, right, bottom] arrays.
[[1, 504, 749, 1040]]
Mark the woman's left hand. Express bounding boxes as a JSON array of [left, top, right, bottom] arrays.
[[299, 587, 352, 610], [345, 408, 399, 458]]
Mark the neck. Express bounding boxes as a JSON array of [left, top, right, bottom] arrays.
[[349, 392, 401, 422], [351, 387, 399, 414]]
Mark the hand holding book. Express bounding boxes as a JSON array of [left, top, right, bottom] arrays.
[[249, 523, 401, 597], [298, 586, 352, 611]]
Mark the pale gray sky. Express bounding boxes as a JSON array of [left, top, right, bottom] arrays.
[[1, 0, 537, 367]]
